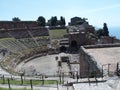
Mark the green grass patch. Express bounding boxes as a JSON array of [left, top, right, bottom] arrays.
[[0, 87, 30, 90], [0, 37, 14, 41], [0, 78, 59, 85], [49, 29, 67, 39]]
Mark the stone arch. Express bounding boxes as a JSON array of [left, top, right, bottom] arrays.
[[70, 40, 78, 48], [60, 46, 67, 53], [70, 40, 78, 52]]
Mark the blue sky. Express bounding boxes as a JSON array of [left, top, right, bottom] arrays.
[[0, 0, 120, 28]]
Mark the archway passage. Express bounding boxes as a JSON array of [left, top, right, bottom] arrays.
[[60, 46, 67, 53], [70, 40, 78, 53], [71, 41, 77, 47]]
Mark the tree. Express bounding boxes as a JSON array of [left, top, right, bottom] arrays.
[[96, 29, 104, 38], [47, 16, 57, 26], [51, 16, 57, 26], [60, 16, 66, 26], [95, 23, 109, 39], [103, 23, 109, 36], [12, 17, 21, 21], [57, 20, 61, 26], [37, 16, 46, 27], [46, 20, 51, 26], [47, 16, 66, 26]]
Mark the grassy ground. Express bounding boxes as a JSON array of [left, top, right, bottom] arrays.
[[0, 79, 59, 90], [49, 29, 67, 39], [0, 78, 59, 85], [0, 87, 30, 90]]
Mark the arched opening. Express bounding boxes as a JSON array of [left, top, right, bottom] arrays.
[[60, 46, 67, 53], [71, 40, 77, 47], [70, 40, 78, 53]]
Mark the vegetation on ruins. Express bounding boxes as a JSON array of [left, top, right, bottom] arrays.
[[47, 16, 66, 26], [60, 16, 66, 26], [12, 17, 21, 22], [95, 29, 104, 38], [103, 23, 109, 36], [95, 23, 109, 38], [47, 16, 58, 26], [37, 16, 46, 27]]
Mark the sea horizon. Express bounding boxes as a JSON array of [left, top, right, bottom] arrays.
[[109, 27, 120, 39]]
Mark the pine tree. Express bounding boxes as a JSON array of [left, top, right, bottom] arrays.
[[103, 23, 109, 36], [60, 16, 66, 26]]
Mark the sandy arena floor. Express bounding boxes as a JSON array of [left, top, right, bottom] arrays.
[[16, 54, 59, 76], [15, 53, 77, 76]]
